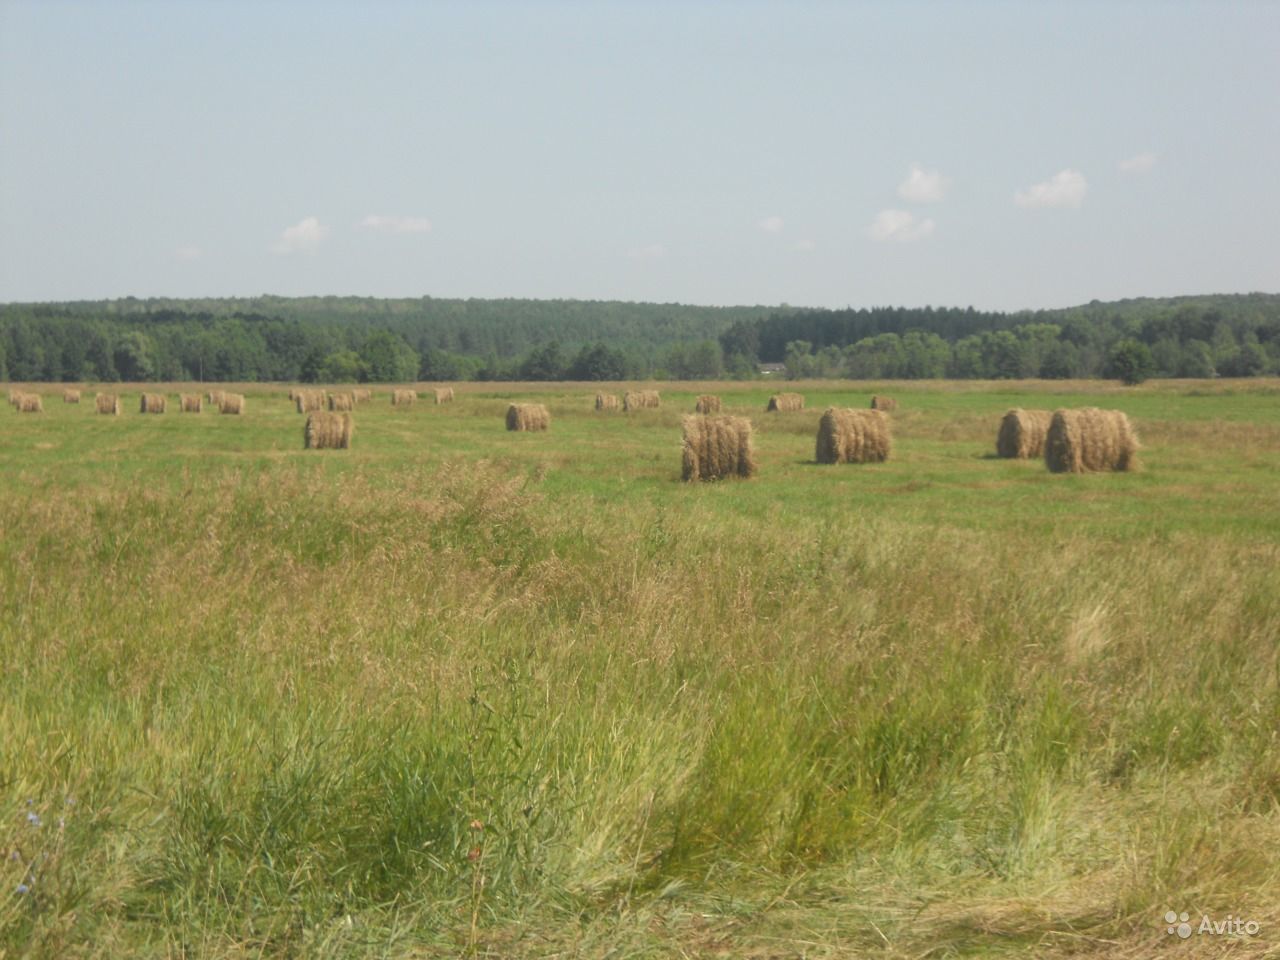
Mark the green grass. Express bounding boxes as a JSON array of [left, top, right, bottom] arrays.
[[3, 379, 1279, 957]]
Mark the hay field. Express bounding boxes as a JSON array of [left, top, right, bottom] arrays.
[[2, 379, 1279, 958]]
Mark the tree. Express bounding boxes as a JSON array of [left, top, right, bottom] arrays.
[[320, 350, 367, 382], [113, 330, 156, 380], [566, 343, 627, 381], [360, 331, 418, 382], [519, 341, 564, 381], [1105, 339, 1155, 385]]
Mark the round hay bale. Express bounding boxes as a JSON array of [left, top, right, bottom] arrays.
[[219, 393, 245, 415], [433, 387, 454, 404], [392, 388, 417, 407], [870, 395, 898, 412], [623, 390, 660, 411], [1045, 408, 1139, 473], [594, 393, 621, 411], [681, 414, 756, 481], [140, 393, 166, 414], [295, 390, 323, 413], [506, 402, 550, 431], [63, 388, 81, 404], [304, 411, 353, 449], [95, 393, 121, 415], [207, 389, 226, 408], [180, 393, 203, 413], [16, 393, 43, 413], [815, 408, 892, 464], [766, 393, 804, 412], [996, 408, 1051, 459], [329, 392, 355, 412], [352, 388, 373, 404], [695, 394, 722, 414]]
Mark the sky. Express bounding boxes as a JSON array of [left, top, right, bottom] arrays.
[[1, 0, 1277, 311]]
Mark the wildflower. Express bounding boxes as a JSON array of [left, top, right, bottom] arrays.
[[467, 847, 482, 862], [469, 819, 484, 831], [25, 812, 40, 827], [16, 883, 29, 895]]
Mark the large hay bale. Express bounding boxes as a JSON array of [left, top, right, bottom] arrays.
[[208, 389, 226, 407], [95, 393, 120, 415], [295, 390, 323, 413], [506, 403, 550, 431], [329, 391, 355, 412], [353, 388, 372, 404], [695, 394, 722, 414], [140, 393, 166, 414], [595, 393, 620, 411], [815, 408, 892, 464], [870, 395, 898, 412], [767, 393, 804, 412], [180, 394, 203, 413], [16, 393, 43, 413], [996, 408, 1051, 459], [1045, 408, 1139, 473], [304, 411, 353, 449], [219, 393, 245, 415], [433, 387, 454, 404], [681, 415, 756, 481], [392, 388, 417, 407], [63, 388, 81, 404], [623, 389, 660, 411]]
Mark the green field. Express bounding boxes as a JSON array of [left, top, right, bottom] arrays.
[[3, 379, 1279, 958]]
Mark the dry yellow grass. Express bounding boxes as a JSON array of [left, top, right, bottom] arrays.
[[996, 408, 1052, 459], [63, 388, 81, 404], [595, 393, 621, 411], [219, 393, 245, 415], [1045, 408, 1139, 473], [304, 411, 354, 449], [767, 393, 804, 412], [180, 394, 203, 413], [506, 403, 550, 431], [695, 394, 722, 414], [328, 392, 355, 412], [814, 407, 892, 464], [139, 393, 166, 414], [392, 388, 417, 407], [353, 388, 373, 404], [870, 394, 898, 412], [95, 393, 120, 415], [681, 414, 757, 481], [624, 390, 661, 411]]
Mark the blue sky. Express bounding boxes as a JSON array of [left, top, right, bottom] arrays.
[[1, 1, 1277, 309]]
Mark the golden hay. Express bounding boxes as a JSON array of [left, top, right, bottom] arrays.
[[506, 403, 550, 431], [16, 393, 43, 413], [208, 389, 226, 407], [329, 391, 355, 412], [63, 388, 81, 404], [139, 393, 166, 414], [295, 390, 324, 413], [180, 394, 203, 413], [7, 388, 18, 406], [433, 387, 454, 404], [353, 388, 372, 404], [1045, 408, 1139, 473], [595, 393, 621, 411], [623, 389, 661, 411], [304, 411, 353, 449], [815, 408, 892, 464], [219, 393, 245, 415], [870, 395, 898, 412], [287, 387, 298, 401], [95, 393, 120, 415], [392, 388, 417, 407], [695, 394, 722, 414], [767, 392, 804, 412], [996, 408, 1052, 459], [681, 415, 756, 481]]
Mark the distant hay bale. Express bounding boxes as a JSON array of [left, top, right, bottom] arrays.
[[996, 408, 1051, 459], [304, 411, 353, 449], [180, 393, 203, 413], [295, 390, 323, 413], [208, 389, 226, 407], [506, 403, 550, 431], [681, 415, 756, 481], [353, 388, 372, 404], [95, 393, 120, 415], [815, 408, 892, 464], [767, 393, 804, 412], [623, 389, 660, 411], [219, 393, 245, 415], [63, 388, 81, 404], [140, 393, 166, 414], [695, 394, 722, 414], [1045, 408, 1139, 473], [287, 387, 299, 401], [433, 387, 454, 404], [392, 388, 417, 407], [595, 392, 621, 411], [16, 393, 43, 413], [329, 391, 355, 412], [870, 395, 898, 412], [7, 388, 18, 406]]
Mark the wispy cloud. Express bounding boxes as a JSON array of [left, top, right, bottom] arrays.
[[359, 214, 432, 234], [627, 243, 667, 260], [272, 216, 330, 254], [898, 163, 950, 203], [1014, 169, 1088, 209], [868, 209, 935, 243], [757, 215, 784, 233], [174, 245, 202, 262], [794, 238, 816, 252], [1118, 152, 1157, 174]]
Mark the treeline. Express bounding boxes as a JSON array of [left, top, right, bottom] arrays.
[[0, 293, 1277, 382]]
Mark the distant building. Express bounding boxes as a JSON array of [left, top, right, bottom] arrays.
[[758, 362, 787, 376]]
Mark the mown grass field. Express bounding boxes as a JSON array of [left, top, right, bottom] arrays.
[[3, 379, 1279, 958]]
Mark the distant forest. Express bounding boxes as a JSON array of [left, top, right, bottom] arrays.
[[1, 292, 1277, 382]]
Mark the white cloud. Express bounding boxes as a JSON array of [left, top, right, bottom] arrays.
[[757, 215, 784, 233], [271, 216, 330, 254], [359, 214, 432, 234], [868, 209, 935, 243], [627, 243, 667, 260], [1014, 169, 1088, 209], [897, 163, 950, 203], [1118, 152, 1157, 174], [174, 245, 202, 262], [794, 238, 817, 252]]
